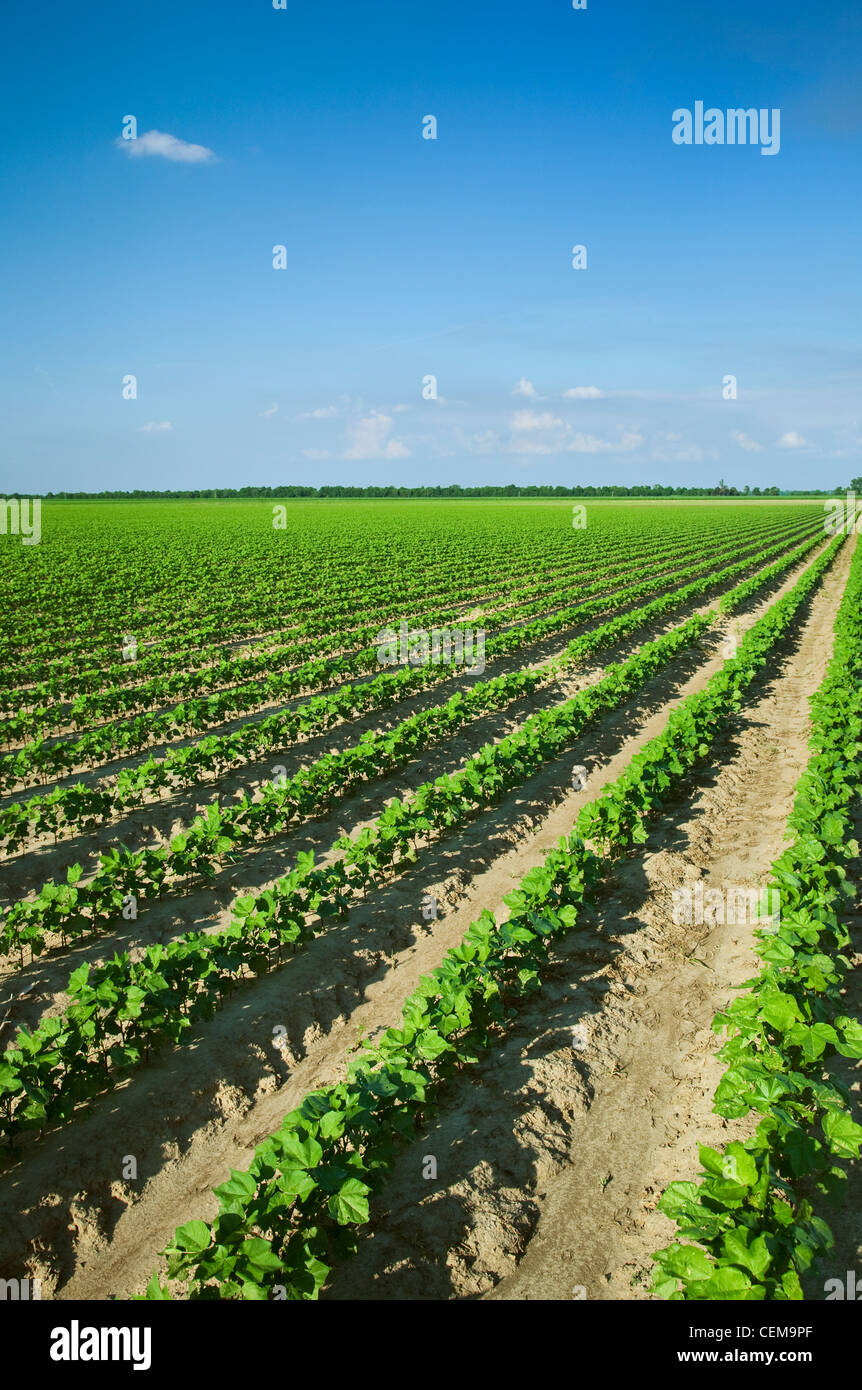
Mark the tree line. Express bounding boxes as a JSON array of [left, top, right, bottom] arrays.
[[33, 478, 862, 501]]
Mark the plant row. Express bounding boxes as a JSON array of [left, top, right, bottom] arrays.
[[136, 533, 843, 1299], [1, 530, 665, 723], [0, 520, 784, 752], [0, 538, 835, 1150], [2, 513, 699, 689], [0, 522, 823, 802], [650, 542, 862, 1301], [0, 608, 720, 1145], [0, 528, 824, 954]]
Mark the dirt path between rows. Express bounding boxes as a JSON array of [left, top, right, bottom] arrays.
[[1, 539, 818, 1034], [0, 524, 810, 806], [321, 536, 856, 1301], [0, 538, 846, 1301]]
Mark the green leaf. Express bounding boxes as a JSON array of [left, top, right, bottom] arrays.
[[759, 994, 801, 1033], [655, 1243, 713, 1282], [720, 1144, 758, 1188], [174, 1220, 212, 1255], [823, 1109, 862, 1159], [213, 1169, 257, 1205], [240, 1238, 284, 1273], [722, 1229, 771, 1280], [327, 1177, 371, 1226], [696, 1267, 761, 1300], [274, 1130, 324, 1169], [657, 1182, 699, 1220], [141, 1272, 172, 1300], [835, 1016, 862, 1059]]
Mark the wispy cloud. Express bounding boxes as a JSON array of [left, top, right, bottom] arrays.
[[259, 404, 279, 418], [510, 439, 558, 455], [776, 430, 809, 449], [299, 404, 339, 420], [566, 430, 643, 454], [503, 408, 643, 456], [563, 385, 603, 399], [117, 130, 216, 163], [344, 411, 409, 460], [731, 429, 765, 452], [650, 431, 708, 464], [512, 377, 543, 400], [139, 420, 173, 433], [458, 429, 501, 456], [512, 409, 565, 432]]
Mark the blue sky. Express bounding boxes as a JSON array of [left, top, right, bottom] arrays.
[[1, 0, 859, 492]]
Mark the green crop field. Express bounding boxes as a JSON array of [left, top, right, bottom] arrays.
[[0, 498, 860, 1303]]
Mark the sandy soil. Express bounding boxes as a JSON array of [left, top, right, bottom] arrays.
[[0, 536, 855, 1302], [322, 536, 858, 1300]]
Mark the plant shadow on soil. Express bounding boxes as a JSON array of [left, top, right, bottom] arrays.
[[0, 641, 716, 1290], [322, 603, 843, 1301], [1, 547, 806, 904], [0, 560, 831, 1295], [1, 624, 724, 1027], [801, 798, 862, 1300]]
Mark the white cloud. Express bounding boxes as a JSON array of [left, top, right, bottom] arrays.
[[344, 411, 409, 460], [563, 385, 603, 399], [650, 432, 707, 464], [139, 421, 173, 433], [731, 430, 764, 453], [259, 404, 279, 418], [505, 409, 643, 455], [300, 404, 338, 420], [461, 429, 501, 455], [776, 430, 808, 449], [566, 430, 643, 454], [512, 410, 564, 432], [117, 130, 216, 163], [510, 439, 556, 455], [513, 377, 543, 400]]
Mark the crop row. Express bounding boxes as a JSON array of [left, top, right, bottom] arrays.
[[0, 525, 824, 855], [0, 539, 837, 1150], [4, 505, 716, 680], [0, 527, 734, 738], [1, 528, 674, 718], [0, 529, 827, 958], [136, 533, 844, 1299], [0, 608, 723, 1145], [0, 521, 824, 798], [575, 536, 843, 856], [651, 541, 862, 1301], [0, 541, 709, 783]]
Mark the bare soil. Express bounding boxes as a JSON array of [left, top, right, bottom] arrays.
[[0, 537, 856, 1303]]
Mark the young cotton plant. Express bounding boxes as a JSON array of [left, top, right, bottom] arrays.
[[651, 540, 862, 1301]]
